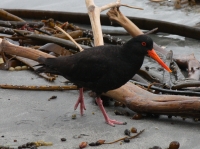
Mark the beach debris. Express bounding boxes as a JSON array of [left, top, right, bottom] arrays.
[[124, 129, 131, 136], [61, 138, 67, 142], [131, 113, 143, 120], [71, 114, 77, 119], [169, 141, 180, 149], [150, 146, 162, 149], [87, 129, 144, 146], [48, 95, 57, 101], [79, 142, 88, 149], [130, 127, 137, 133]]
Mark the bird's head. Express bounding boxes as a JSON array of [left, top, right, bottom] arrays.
[[124, 35, 172, 73]]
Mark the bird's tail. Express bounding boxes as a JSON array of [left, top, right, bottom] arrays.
[[34, 56, 61, 75]]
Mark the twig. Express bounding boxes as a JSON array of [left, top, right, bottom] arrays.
[[54, 25, 84, 52], [100, 2, 143, 12], [0, 84, 78, 90], [144, 28, 158, 35], [104, 129, 145, 144]]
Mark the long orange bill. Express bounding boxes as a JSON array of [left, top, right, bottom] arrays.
[[147, 49, 172, 73]]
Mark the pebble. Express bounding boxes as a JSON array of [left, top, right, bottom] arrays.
[[61, 138, 67, 142]]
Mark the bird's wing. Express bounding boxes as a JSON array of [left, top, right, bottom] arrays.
[[37, 45, 121, 90], [65, 52, 111, 84]]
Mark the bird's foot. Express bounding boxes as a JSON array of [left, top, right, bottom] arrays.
[[106, 118, 127, 127], [74, 88, 86, 116], [74, 96, 86, 116], [96, 97, 126, 127]]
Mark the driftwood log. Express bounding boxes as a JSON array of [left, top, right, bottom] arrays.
[[1, 1, 200, 118], [0, 9, 25, 22]]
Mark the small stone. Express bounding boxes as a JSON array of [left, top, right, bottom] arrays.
[[89, 142, 96, 146], [152, 146, 162, 149], [132, 113, 143, 120], [124, 129, 131, 136], [9, 67, 15, 71], [72, 114, 76, 119], [14, 139, 17, 142], [21, 66, 28, 70], [130, 127, 137, 133], [123, 138, 130, 143], [48, 95, 57, 101], [61, 138, 67, 142], [169, 141, 180, 149], [79, 142, 87, 149], [14, 66, 22, 71]]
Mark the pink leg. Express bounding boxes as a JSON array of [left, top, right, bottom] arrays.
[[96, 97, 126, 126], [74, 88, 86, 115]]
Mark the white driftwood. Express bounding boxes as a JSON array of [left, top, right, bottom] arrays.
[[85, 0, 143, 46]]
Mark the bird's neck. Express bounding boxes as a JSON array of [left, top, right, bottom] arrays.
[[119, 46, 145, 64]]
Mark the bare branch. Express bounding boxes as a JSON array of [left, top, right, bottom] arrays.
[[100, 2, 143, 12], [85, 0, 104, 46]]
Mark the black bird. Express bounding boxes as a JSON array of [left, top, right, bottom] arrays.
[[36, 35, 171, 126]]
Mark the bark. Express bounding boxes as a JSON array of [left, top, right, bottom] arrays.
[[106, 82, 200, 118]]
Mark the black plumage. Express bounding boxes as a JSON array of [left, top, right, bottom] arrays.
[[37, 35, 152, 95]]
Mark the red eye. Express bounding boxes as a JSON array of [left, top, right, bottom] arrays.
[[141, 42, 146, 46]]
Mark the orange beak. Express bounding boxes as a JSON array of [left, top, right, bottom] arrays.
[[147, 49, 172, 73]]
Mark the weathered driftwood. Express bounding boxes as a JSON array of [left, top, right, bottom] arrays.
[[172, 54, 200, 90], [0, 38, 54, 61], [0, 9, 25, 22], [106, 82, 200, 118], [85, 0, 142, 46], [38, 43, 72, 56], [175, 54, 200, 81]]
